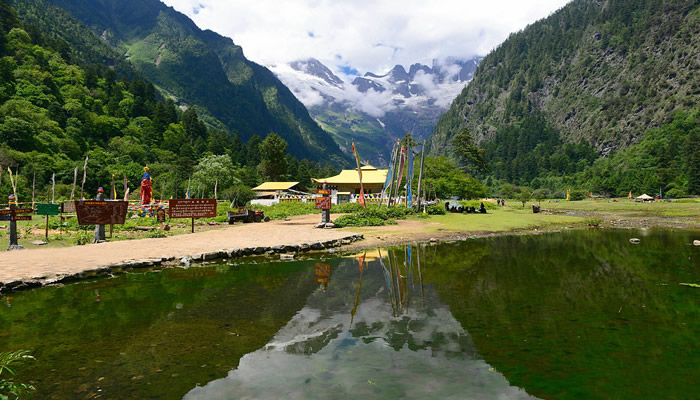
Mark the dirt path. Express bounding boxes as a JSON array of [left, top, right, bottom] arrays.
[[0, 215, 359, 286]]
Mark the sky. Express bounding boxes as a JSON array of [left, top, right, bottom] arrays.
[[161, 0, 571, 76]]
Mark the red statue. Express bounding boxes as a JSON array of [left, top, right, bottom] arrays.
[[140, 167, 152, 205]]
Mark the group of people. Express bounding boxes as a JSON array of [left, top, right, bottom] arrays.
[[444, 201, 487, 214], [497, 199, 506, 206]]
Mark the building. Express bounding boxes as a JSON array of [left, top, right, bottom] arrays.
[[312, 165, 388, 203], [251, 182, 308, 205]]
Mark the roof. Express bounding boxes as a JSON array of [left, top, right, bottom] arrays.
[[254, 191, 277, 198], [252, 182, 300, 191], [636, 194, 653, 199], [312, 166, 388, 185]]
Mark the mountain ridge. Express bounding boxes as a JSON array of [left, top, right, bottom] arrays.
[[29, 0, 350, 166]]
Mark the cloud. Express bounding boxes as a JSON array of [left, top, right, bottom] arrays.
[[162, 0, 571, 75]]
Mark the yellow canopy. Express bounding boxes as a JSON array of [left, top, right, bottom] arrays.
[[252, 182, 300, 191], [312, 166, 387, 185]]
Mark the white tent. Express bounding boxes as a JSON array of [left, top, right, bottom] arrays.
[[636, 194, 653, 201]]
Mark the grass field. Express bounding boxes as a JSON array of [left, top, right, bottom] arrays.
[[526, 198, 700, 217]]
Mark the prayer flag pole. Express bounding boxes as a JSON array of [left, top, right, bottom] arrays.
[[351, 140, 365, 208], [70, 167, 77, 200], [416, 145, 425, 210], [80, 155, 88, 200]]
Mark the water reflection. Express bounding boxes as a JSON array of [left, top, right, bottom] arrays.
[[185, 247, 535, 400]]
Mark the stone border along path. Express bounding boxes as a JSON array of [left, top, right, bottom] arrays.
[[0, 218, 363, 294]]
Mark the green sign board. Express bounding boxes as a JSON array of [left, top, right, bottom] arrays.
[[36, 203, 60, 216]]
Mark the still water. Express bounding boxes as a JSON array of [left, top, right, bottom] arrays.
[[0, 229, 698, 399]]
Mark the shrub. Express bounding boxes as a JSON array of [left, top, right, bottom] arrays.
[[665, 188, 687, 199], [74, 230, 92, 245], [426, 204, 446, 215], [250, 202, 317, 219], [146, 229, 167, 238], [569, 189, 588, 201]]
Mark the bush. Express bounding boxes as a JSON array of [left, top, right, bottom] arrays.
[[74, 230, 92, 245], [332, 205, 413, 227], [333, 202, 365, 213], [665, 188, 687, 199], [250, 202, 317, 220], [221, 185, 256, 207], [146, 229, 167, 238], [426, 204, 446, 215], [569, 189, 588, 201]]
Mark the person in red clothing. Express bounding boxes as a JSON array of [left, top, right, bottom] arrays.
[[140, 167, 152, 205]]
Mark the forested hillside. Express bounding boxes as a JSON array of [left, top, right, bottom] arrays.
[[10, 0, 350, 166], [0, 0, 339, 202], [428, 0, 699, 196]]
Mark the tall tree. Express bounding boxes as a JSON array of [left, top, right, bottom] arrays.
[[453, 127, 487, 175], [259, 133, 288, 181]]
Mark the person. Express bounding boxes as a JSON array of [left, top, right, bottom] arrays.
[[94, 187, 106, 242], [140, 167, 152, 205], [479, 202, 487, 214]]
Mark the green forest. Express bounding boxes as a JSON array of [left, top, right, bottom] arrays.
[[0, 1, 339, 204], [430, 0, 699, 197], [479, 111, 699, 197]]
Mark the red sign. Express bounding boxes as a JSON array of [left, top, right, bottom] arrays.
[[315, 197, 332, 210], [316, 189, 331, 195], [75, 201, 129, 225], [168, 199, 217, 219]]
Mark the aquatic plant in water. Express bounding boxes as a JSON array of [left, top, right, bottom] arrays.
[[0, 350, 35, 400]]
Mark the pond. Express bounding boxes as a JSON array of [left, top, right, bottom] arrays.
[[0, 229, 698, 399]]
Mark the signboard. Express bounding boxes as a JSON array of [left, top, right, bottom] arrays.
[[315, 197, 332, 210], [0, 215, 31, 221], [156, 208, 167, 223], [315, 262, 331, 284], [61, 201, 76, 213], [75, 201, 129, 225], [0, 208, 32, 215], [168, 199, 217, 219], [36, 203, 60, 216], [316, 189, 331, 195]]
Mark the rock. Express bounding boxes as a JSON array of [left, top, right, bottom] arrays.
[[7, 245, 24, 251], [280, 254, 295, 260], [429, 238, 438, 243], [299, 243, 310, 252], [207, 221, 217, 226], [693, 240, 700, 246], [180, 256, 192, 267], [323, 223, 335, 229], [629, 238, 641, 244], [310, 242, 324, 250], [163, 224, 171, 231], [341, 239, 352, 245], [134, 226, 156, 231], [31, 240, 48, 246]]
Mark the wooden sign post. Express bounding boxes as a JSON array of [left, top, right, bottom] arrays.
[[75, 200, 128, 244], [168, 199, 217, 233], [2, 195, 32, 250], [36, 203, 60, 241], [316, 182, 332, 225]]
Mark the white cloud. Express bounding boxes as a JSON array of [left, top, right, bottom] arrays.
[[162, 0, 571, 75]]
